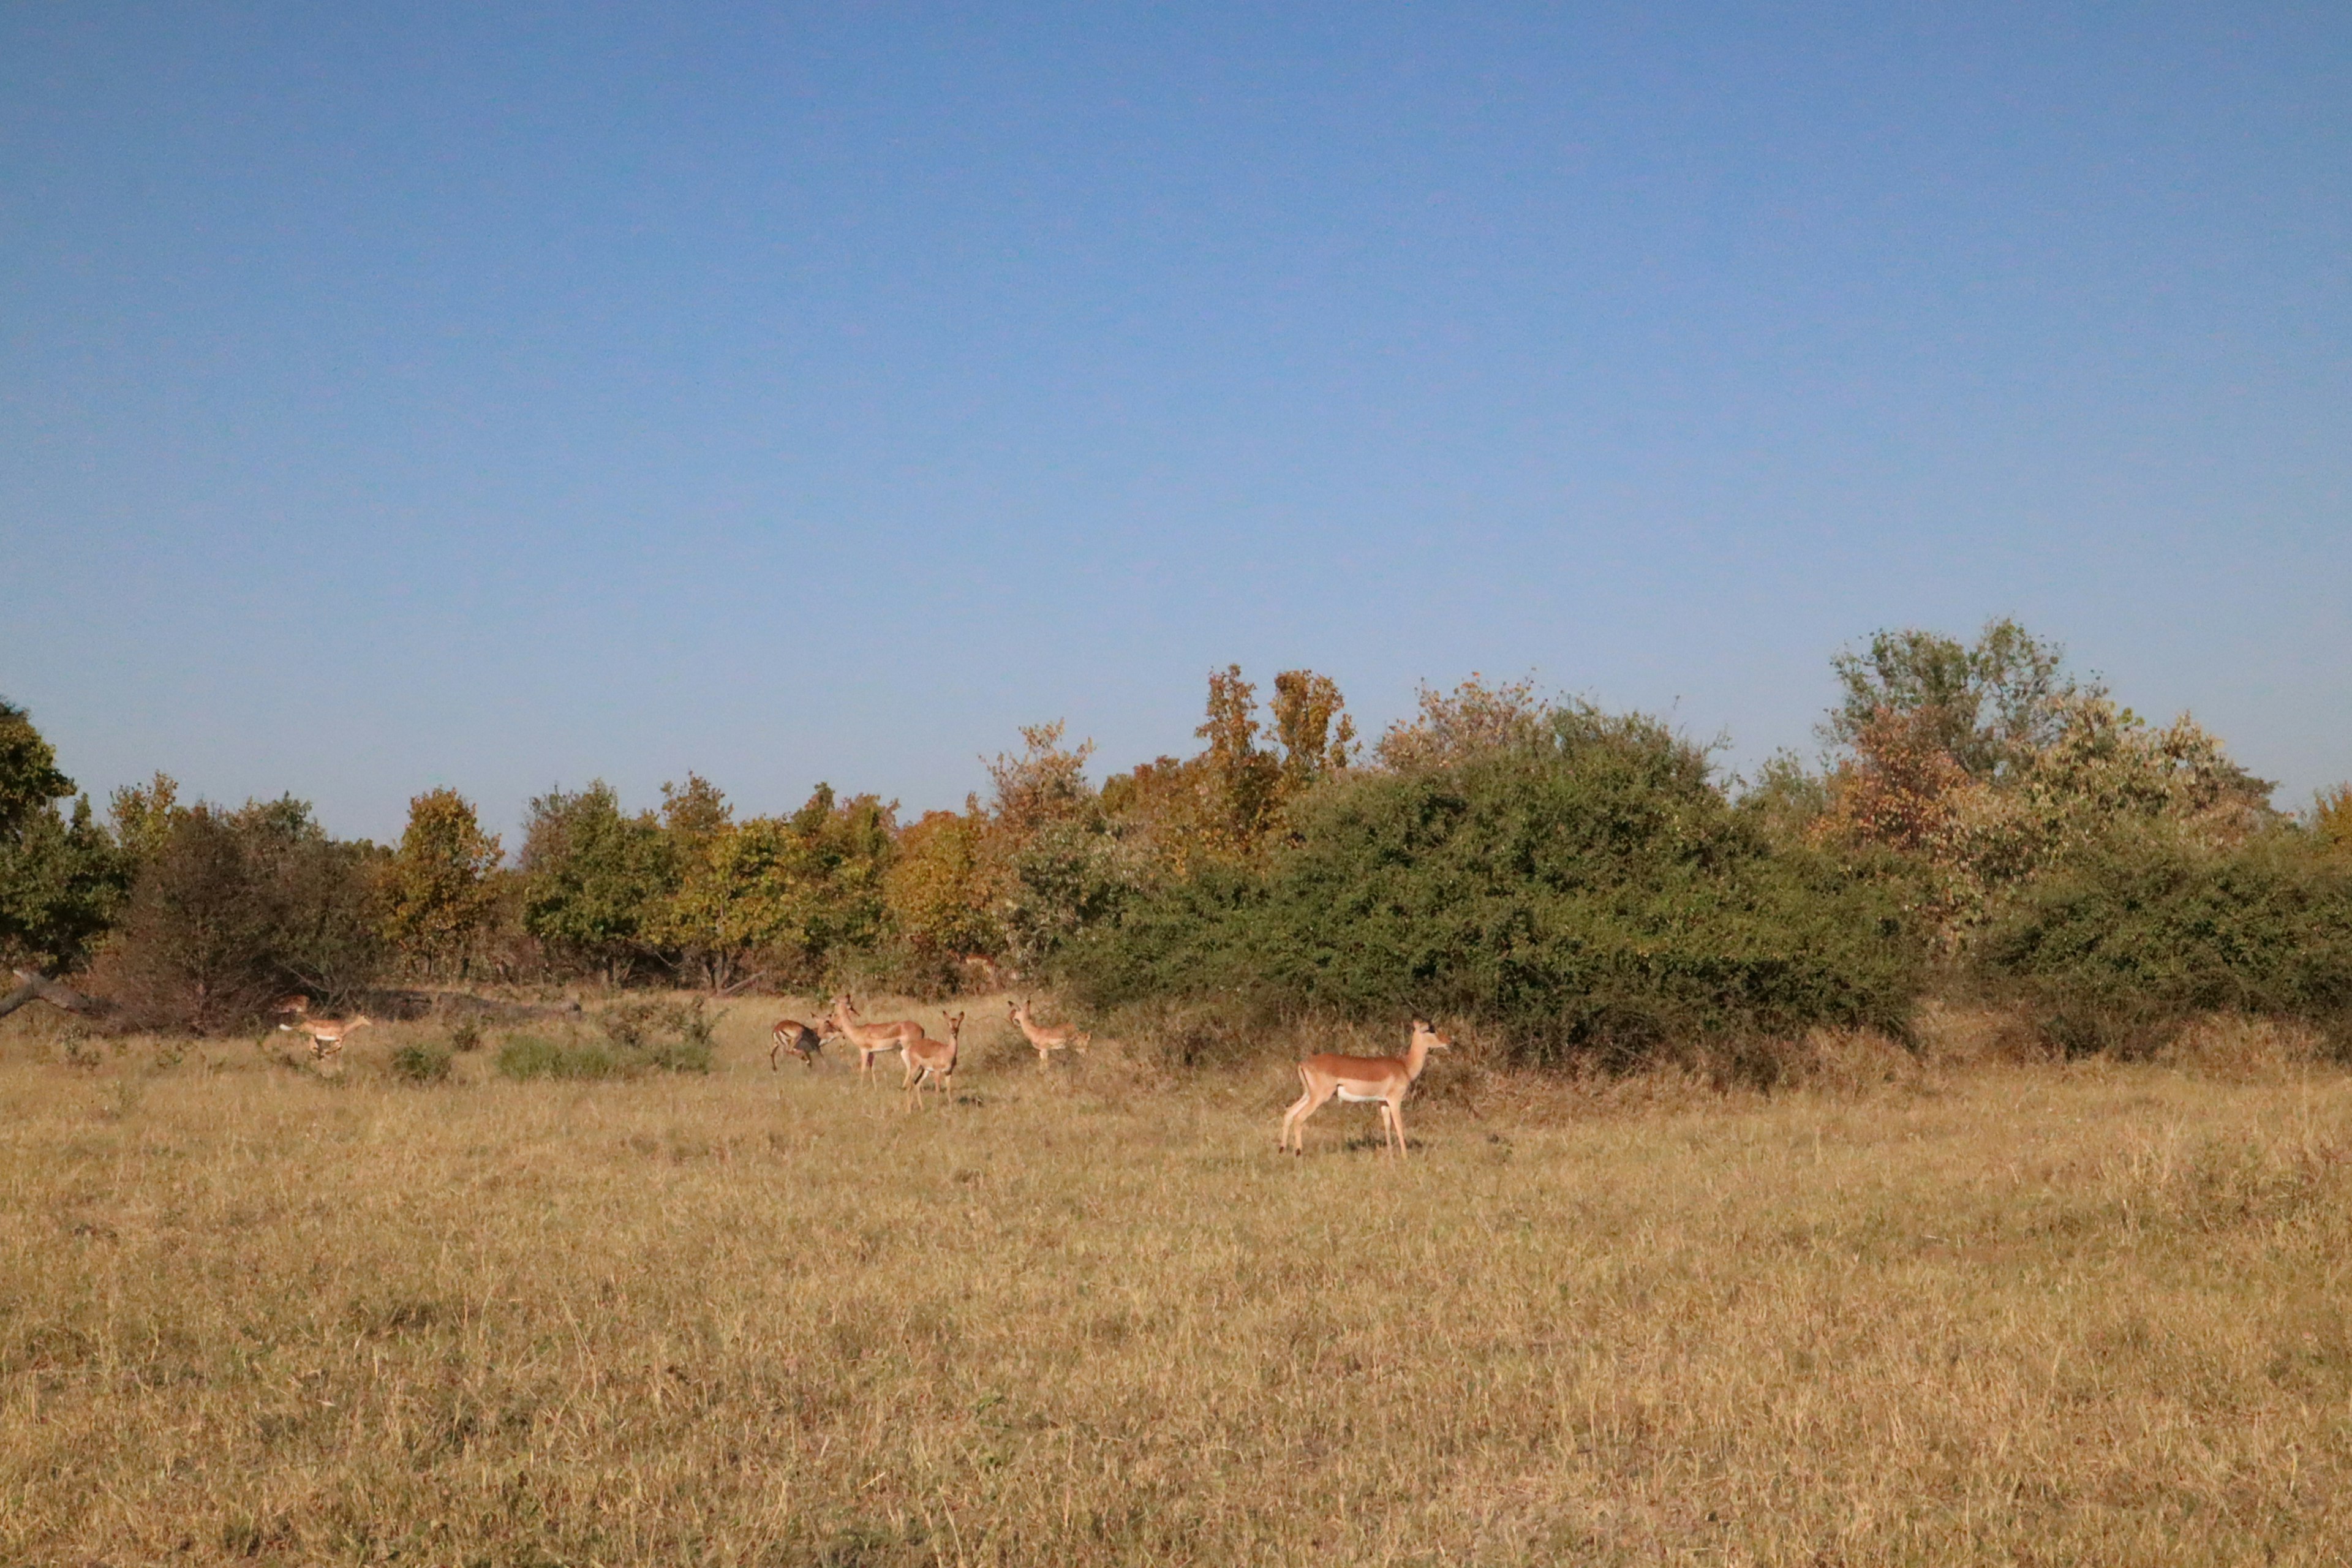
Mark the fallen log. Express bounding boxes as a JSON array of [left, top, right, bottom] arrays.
[[0, 970, 107, 1023]]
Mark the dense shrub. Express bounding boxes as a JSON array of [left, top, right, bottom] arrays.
[[390, 1042, 454, 1084], [1976, 832, 2352, 1055], [92, 799, 385, 1033], [1066, 706, 1923, 1065]]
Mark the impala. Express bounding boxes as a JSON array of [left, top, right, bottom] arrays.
[[1279, 1018, 1453, 1159], [1006, 996, 1090, 1066], [290, 1012, 373, 1065], [827, 994, 924, 1078], [769, 1017, 829, 1071], [270, 995, 310, 1030], [901, 1011, 963, 1106]]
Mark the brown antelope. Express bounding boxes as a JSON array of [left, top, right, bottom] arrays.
[[827, 994, 923, 1079], [1006, 996, 1090, 1066], [290, 1012, 373, 1065], [769, 1018, 829, 1071], [901, 1012, 963, 1106], [270, 995, 311, 1030], [1279, 1018, 1453, 1159]]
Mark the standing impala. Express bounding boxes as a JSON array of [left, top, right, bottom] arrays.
[[827, 995, 923, 1079], [901, 1011, 963, 1106], [1006, 996, 1090, 1066], [1280, 1018, 1453, 1159]]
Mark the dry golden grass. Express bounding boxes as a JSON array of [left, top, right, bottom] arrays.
[[4, 995, 2351, 1565]]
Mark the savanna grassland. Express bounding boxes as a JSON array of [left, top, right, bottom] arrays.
[[5, 1000, 2350, 1566]]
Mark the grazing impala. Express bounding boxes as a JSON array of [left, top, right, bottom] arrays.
[[1006, 996, 1090, 1066], [1280, 1018, 1453, 1159], [827, 995, 923, 1079], [769, 1017, 829, 1071], [902, 1012, 963, 1106], [290, 1012, 373, 1065]]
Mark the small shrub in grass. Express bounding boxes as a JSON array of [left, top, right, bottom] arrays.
[[390, 1042, 453, 1085], [446, 1016, 484, 1052], [495, 1035, 619, 1081], [594, 997, 714, 1074]]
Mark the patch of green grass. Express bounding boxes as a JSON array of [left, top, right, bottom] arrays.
[[494, 1035, 618, 1081]]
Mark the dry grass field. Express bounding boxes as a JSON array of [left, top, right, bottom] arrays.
[[4, 997, 2350, 1565]]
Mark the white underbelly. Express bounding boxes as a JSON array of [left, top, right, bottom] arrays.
[[1334, 1087, 1389, 1104]]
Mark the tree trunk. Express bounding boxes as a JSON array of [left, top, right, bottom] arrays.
[[0, 970, 106, 1022]]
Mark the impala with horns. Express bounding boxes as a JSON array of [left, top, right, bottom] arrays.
[[1280, 1018, 1453, 1159], [901, 1012, 963, 1106], [827, 994, 924, 1078], [1006, 996, 1090, 1066]]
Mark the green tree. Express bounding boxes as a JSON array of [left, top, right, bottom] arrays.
[[981, 723, 1123, 968], [519, 783, 674, 982], [646, 780, 902, 990], [659, 772, 733, 843], [785, 783, 899, 967], [381, 788, 504, 979], [0, 699, 125, 973], [1825, 619, 2073, 784], [107, 773, 184, 870], [0, 699, 72, 835]]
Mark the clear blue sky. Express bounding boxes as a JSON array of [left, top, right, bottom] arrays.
[[4, 4, 2346, 843]]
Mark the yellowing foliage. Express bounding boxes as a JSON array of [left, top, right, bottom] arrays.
[[380, 789, 503, 978], [2315, 783, 2352, 859], [884, 808, 1000, 962], [1817, 690, 2278, 944]]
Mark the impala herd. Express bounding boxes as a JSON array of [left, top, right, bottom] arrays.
[[276, 990, 1457, 1157], [774, 993, 1455, 1156]]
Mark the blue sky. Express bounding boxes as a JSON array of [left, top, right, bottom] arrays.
[[4, 3, 2346, 843]]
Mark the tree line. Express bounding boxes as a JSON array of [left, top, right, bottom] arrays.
[[4, 621, 2348, 1058]]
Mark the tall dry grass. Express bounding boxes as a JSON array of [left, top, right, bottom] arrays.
[[2, 996, 2349, 1564]]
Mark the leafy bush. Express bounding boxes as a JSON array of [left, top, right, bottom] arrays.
[[390, 1042, 453, 1085], [495, 1035, 619, 1081], [1066, 705, 1923, 1066], [91, 798, 385, 1033], [1975, 831, 2352, 1056], [447, 1016, 484, 1052]]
